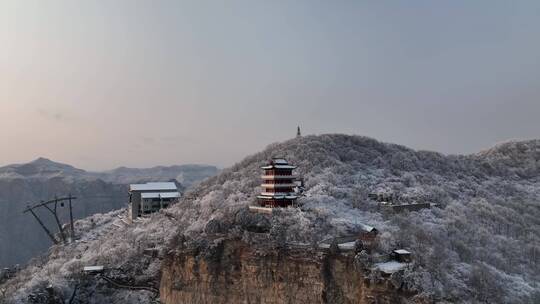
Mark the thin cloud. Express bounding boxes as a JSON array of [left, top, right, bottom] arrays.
[[36, 108, 72, 123]]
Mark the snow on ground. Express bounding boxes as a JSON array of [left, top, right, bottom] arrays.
[[337, 241, 356, 250], [2, 134, 540, 303], [2, 208, 179, 303], [375, 261, 407, 274], [317, 241, 356, 251]]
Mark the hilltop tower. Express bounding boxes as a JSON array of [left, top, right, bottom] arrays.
[[257, 158, 297, 208], [297, 126, 301, 137]]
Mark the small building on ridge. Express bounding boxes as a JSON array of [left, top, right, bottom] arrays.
[[391, 249, 412, 263], [129, 182, 180, 220]]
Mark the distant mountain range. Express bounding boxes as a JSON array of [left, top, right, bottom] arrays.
[[0, 157, 218, 188], [97, 164, 220, 188], [0, 158, 218, 267]]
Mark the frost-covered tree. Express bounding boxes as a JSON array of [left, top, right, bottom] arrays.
[[2, 135, 539, 303]]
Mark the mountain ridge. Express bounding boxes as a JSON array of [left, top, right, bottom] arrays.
[[0, 158, 219, 186], [1, 134, 539, 303]]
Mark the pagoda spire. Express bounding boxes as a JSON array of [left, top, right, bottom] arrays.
[[296, 126, 301, 138]]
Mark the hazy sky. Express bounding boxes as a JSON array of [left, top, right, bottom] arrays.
[[1, 1, 539, 170]]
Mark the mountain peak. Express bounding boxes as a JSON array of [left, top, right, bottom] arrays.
[[28, 157, 77, 170], [31, 157, 57, 165], [0, 157, 85, 180]]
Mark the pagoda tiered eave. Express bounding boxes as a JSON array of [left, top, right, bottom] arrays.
[[261, 165, 297, 170], [260, 191, 298, 196], [257, 194, 298, 200], [260, 183, 296, 189], [261, 175, 298, 179]]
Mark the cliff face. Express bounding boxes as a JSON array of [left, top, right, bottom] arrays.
[[160, 239, 413, 304]]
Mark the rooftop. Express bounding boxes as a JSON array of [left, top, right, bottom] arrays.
[[83, 266, 104, 273], [359, 223, 377, 233], [129, 182, 177, 192], [393, 249, 411, 255], [272, 158, 289, 165], [261, 158, 297, 170], [261, 164, 297, 170]]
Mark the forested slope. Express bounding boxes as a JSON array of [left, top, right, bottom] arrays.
[[1, 135, 538, 303]]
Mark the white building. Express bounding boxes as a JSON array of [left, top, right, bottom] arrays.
[[129, 182, 180, 220]]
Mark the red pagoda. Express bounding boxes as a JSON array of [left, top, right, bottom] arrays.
[[257, 158, 298, 208]]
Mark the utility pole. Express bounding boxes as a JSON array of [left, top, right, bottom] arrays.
[[68, 194, 75, 241], [26, 206, 59, 245], [48, 196, 67, 243], [23, 196, 78, 245]]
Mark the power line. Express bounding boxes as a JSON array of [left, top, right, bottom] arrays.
[[75, 195, 129, 200]]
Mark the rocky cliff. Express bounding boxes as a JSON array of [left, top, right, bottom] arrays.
[[160, 238, 416, 304]]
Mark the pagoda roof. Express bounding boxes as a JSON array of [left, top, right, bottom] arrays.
[[261, 164, 296, 169], [261, 158, 296, 170], [272, 158, 289, 165]]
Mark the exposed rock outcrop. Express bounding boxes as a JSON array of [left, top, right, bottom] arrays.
[[160, 239, 416, 304]]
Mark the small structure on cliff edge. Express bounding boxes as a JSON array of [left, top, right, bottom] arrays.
[[358, 224, 378, 247], [374, 249, 412, 277], [257, 158, 298, 208], [83, 265, 104, 275], [129, 182, 180, 220], [369, 192, 434, 213], [391, 249, 412, 263]]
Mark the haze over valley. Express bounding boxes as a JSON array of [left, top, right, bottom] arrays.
[[0, 158, 218, 267]]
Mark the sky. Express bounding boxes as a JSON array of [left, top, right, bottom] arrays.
[[1, 1, 539, 170]]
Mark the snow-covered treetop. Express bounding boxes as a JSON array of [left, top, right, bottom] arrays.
[[2, 134, 539, 303]]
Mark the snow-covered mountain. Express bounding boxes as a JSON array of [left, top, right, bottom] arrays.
[[0, 158, 87, 181], [1, 135, 539, 303], [97, 164, 219, 188], [0, 158, 218, 187], [0, 159, 218, 268]]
